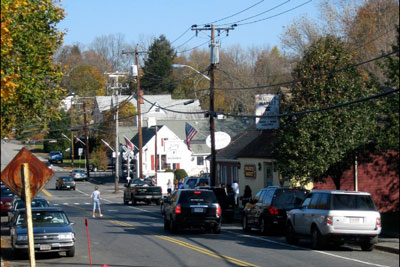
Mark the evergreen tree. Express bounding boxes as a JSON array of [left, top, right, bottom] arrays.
[[141, 35, 176, 94]]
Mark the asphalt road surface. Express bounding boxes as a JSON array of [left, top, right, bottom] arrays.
[[1, 143, 398, 267]]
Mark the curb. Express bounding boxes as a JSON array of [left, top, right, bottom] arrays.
[[374, 244, 399, 254]]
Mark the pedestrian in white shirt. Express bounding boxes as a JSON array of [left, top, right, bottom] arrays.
[[231, 180, 239, 207]]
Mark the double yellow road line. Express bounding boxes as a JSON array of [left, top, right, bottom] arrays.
[[106, 220, 259, 267]]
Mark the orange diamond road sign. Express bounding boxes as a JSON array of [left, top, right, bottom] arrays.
[[1, 147, 54, 199]]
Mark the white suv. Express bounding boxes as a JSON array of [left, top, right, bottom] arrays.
[[286, 190, 381, 251]]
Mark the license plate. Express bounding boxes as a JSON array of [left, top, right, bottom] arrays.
[[39, 244, 51, 251], [350, 217, 363, 224], [193, 208, 204, 213], [146, 196, 152, 199], [66, 186, 70, 188]]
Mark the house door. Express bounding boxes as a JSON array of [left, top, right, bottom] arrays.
[[263, 162, 273, 187]]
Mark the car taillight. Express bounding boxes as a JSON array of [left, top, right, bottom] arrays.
[[175, 205, 181, 214], [268, 206, 278, 215], [61, 182, 65, 184], [326, 216, 333, 225], [376, 217, 381, 227], [216, 204, 221, 216], [194, 191, 201, 194], [72, 181, 75, 184]]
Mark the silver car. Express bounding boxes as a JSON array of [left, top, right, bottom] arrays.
[[71, 169, 87, 181], [286, 190, 381, 251]]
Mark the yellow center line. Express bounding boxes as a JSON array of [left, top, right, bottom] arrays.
[[105, 220, 259, 267], [42, 188, 52, 197]]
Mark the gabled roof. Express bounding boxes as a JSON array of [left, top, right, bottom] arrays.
[[215, 128, 262, 161], [236, 130, 278, 159]]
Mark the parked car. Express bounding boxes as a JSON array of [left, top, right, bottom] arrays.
[[71, 169, 87, 181], [181, 176, 210, 189], [286, 190, 381, 251], [48, 151, 63, 164], [242, 186, 309, 234], [8, 197, 50, 225], [1, 185, 15, 216], [163, 189, 222, 234], [56, 176, 76, 190], [196, 186, 235, 222], [10, 207, 76, 258]]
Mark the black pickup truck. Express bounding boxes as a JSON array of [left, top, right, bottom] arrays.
[[123, 178, 162, 205]]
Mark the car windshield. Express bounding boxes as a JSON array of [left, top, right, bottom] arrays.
[[274, 189, 308, 209], [15, 199, 49, 210], [331, 194, 376, 211], [179, 191, 217, 204], [16, 210, 69, 226], [1, 187, 14, 197]]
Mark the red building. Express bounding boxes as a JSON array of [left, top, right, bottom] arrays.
[[313, 152, 399, 213]]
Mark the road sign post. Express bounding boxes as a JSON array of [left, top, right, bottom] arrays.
[[22, 163, 36, 267]]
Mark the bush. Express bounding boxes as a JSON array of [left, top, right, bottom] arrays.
[[174, 169, 188, 183], [90, 148, 108, 171]]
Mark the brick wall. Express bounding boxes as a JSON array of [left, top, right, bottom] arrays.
[[313, 152, 399, 213]]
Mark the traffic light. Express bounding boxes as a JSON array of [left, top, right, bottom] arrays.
[[121, 157, 136, 178]]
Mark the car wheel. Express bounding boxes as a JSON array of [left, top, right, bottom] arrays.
[[213, 223, 221, 234], [66, 246, 75, 257], [170, 217, 178, 233], [242, 215, 250, 232], [123, 197, 129, 205], [360, 240, 375, 251], [13, 248, 26, 259], [73, 187, 76, 191], [56, 185, 58, 190], [131, 197, 137, 206], [156, 199, 161, 205], [285, 223, 298, 245], [260, 217, 270, 235], [163, 216, 170, 230], [311, 227, 325, 250]]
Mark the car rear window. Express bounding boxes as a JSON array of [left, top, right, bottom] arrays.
[[179, 191, 217, 204], [16, 200, 49, 209], [273, 189, 308, 209], [62, 177, 74, 181], [1, 187, 14, 197], [331, 194, 376, 211]]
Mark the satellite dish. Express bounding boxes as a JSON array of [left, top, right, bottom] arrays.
[[206, 132, 231, 150]]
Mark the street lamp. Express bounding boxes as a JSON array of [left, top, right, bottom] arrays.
[[172, 63, 217, 186]]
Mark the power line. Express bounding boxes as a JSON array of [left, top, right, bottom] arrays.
[[215, 0, 291, 27], [219, 88, 399, 119]]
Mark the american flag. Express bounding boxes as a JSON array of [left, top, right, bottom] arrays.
[[124, 136, 135, 151], [185, 122, 198, 152]]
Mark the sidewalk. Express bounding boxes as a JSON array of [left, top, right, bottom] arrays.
[[233, 208, 399, 254]]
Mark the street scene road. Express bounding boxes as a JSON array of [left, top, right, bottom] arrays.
[[1, 143, 399, 267]]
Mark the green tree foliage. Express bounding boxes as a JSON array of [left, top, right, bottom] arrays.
[[67, 65, 106, 96], [375, 25, 399, 150], [1, 0, 65, 138], [43, 110, 70, 153], [274, 36, 378, 189], [174, 169, 188, 183], [141, 35, 177, 94]]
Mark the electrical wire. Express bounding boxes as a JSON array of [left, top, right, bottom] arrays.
[[191, 50, 399, 92], [215, 0, 291, 27], [170, 27, 192, 45], [234, 0, 312, 27], [219, 88, 399, 119], [199, 0, 266, 26]]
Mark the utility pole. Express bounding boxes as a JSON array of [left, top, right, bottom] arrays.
[[154, 125, 158, 183], [70, 97, 74, 169], [83, 101, 90, 179], [105, 72, 129, 192], [122, 47, 148, 179], [191, 24, 235, 186]]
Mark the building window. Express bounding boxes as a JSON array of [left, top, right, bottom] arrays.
[[161, 155, 167, 169], [221, 166, 227, 185], [197, 156, 204, 166]]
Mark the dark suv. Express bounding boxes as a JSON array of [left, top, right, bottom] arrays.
[[163, 189, 222, 234], [196, 186, 235, 222], [242, 186, 309, 234]]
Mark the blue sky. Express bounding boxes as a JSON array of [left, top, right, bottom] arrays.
[[57, 0, 319, 52]]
